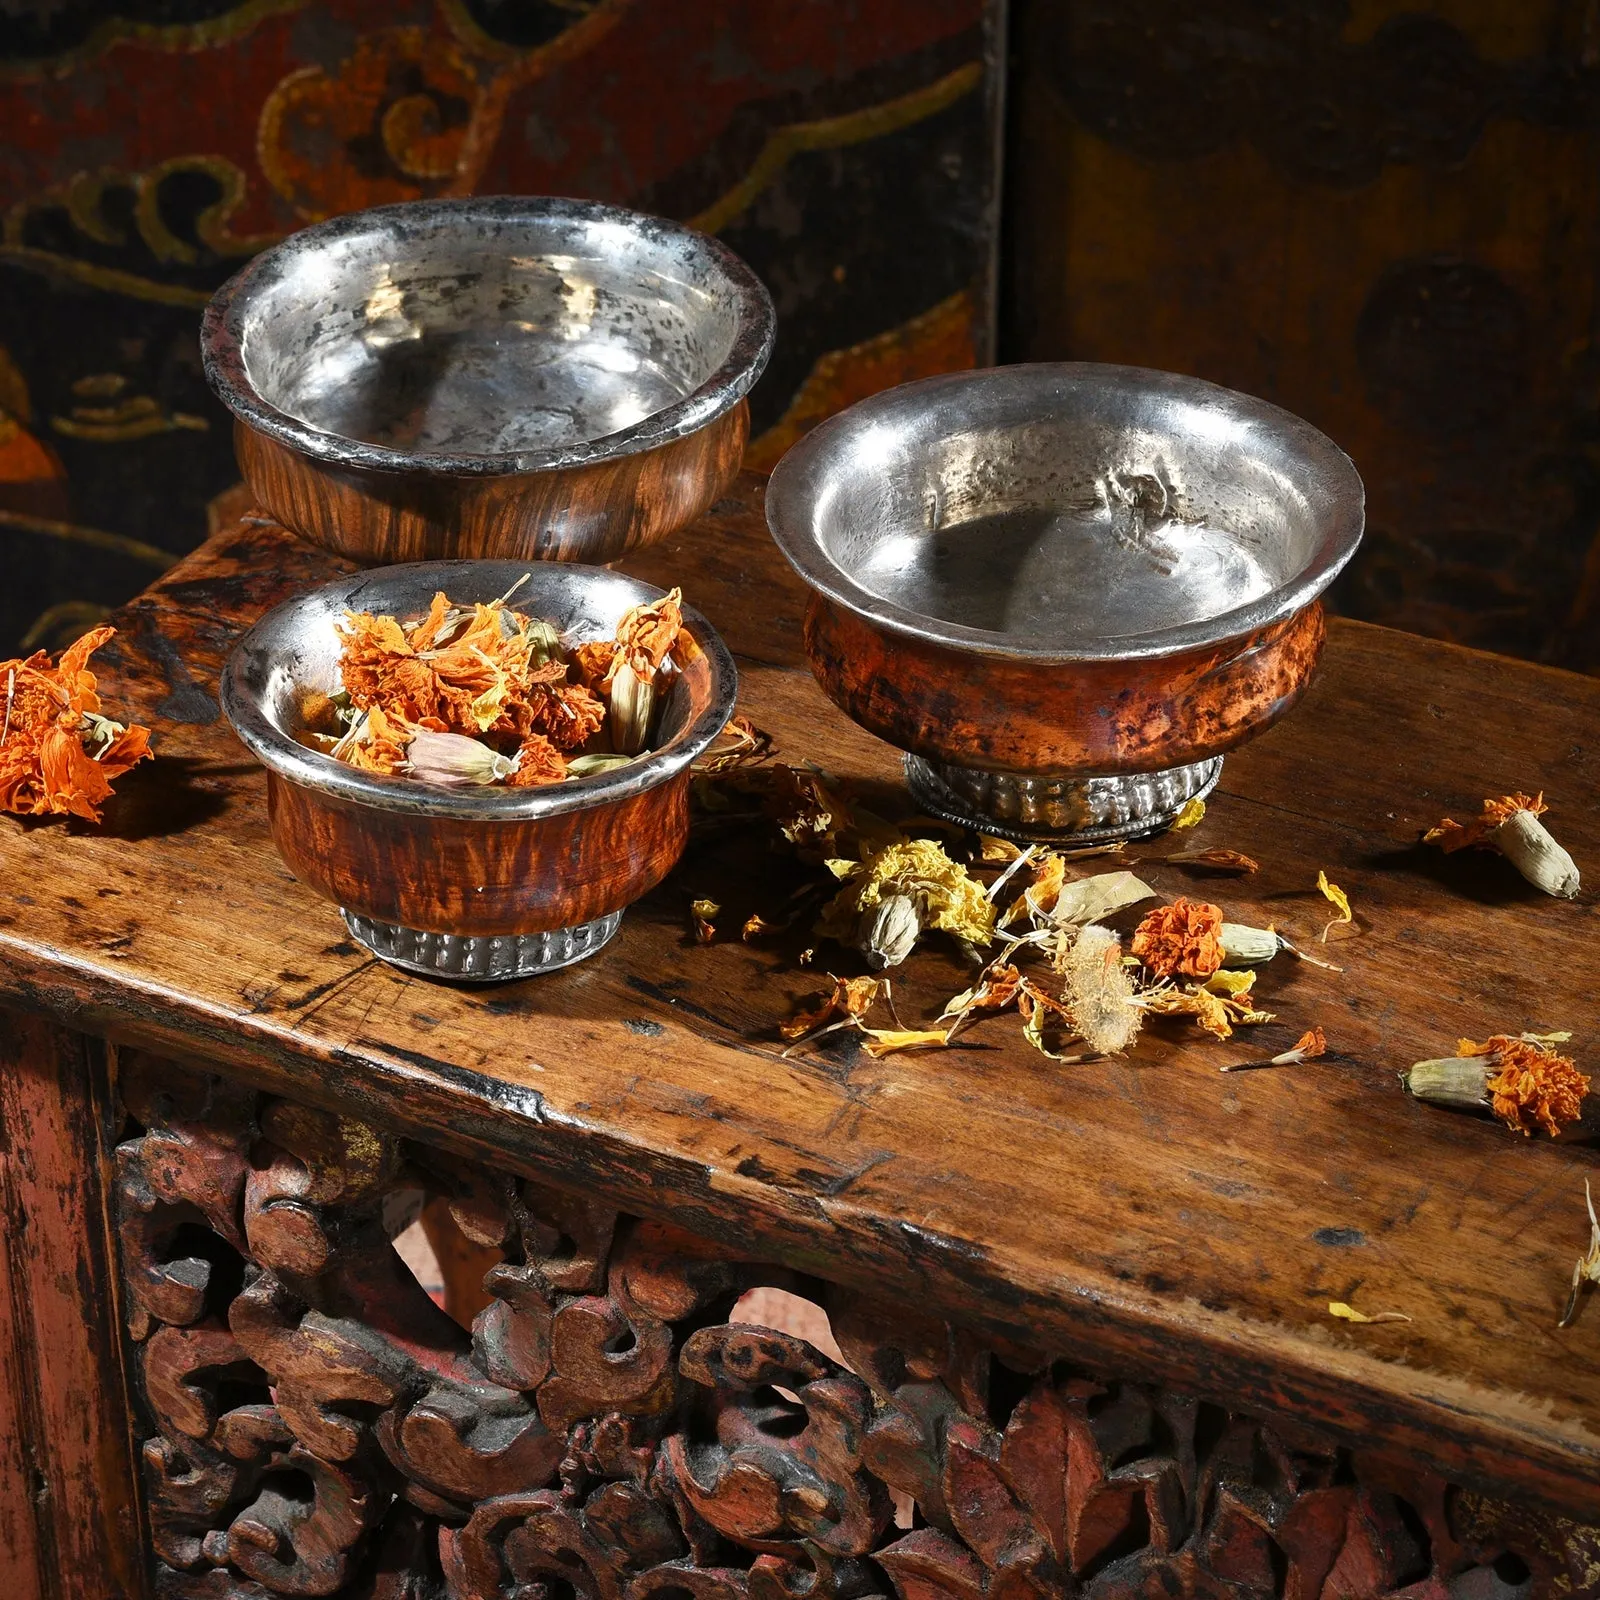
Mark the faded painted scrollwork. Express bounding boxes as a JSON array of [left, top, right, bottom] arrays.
[[115, 1055, 1600, 1599]]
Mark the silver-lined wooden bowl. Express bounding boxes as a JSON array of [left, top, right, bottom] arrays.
[[766, 363, 1365, 841], [220, 561, 737, 980], [203, 197, 774, 566]]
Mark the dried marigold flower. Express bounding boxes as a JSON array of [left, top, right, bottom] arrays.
[[505, 732, 568, 788], [817, 838, 995, 967], [1464, 1033, 1588, 1138], [1131, 898, 1225, 979], [340, 705, 412, 777], [1425, 792, 1579, 899], [0, 626, 152, 822], [610, 586, 683, 685], [570, 640, 616, 692], [524, 683, 607, 752]]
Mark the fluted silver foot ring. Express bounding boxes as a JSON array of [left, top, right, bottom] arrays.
[[342, 908, 623, 981], [905, 754, 1223, 844]]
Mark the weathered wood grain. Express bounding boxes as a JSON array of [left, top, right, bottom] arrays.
[[234, 397, 749, 566], [803, 591, 1328, 774], [0, 476, 1596, 1521], [0, 1015, 147, 1598]]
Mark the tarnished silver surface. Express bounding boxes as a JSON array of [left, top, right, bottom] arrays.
[[765, 363, 1365, 661], [342, 908, 623, 980], [220, 560, 737, 820], [905, 754, 1223, 844], [202, 197, 774, 476]]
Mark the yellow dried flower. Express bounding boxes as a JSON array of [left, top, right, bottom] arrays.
[[818, 838, 995, 966]]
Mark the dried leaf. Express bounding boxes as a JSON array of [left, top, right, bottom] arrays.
[[1329, 1302, 1410, 1325], [1047, 871, 1158, 929], [1172, 797, 1206, 829], [1316, 870, 1353, 941]]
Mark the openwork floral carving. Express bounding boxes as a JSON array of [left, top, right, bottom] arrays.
[[115, 1055, 1598, 1599]]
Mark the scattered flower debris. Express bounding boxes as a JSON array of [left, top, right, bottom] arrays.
[[1315, 870, 1353, 941], [1165, 847, 1260, 874], [780, 974, 881, 1046], [690, 898, 719, 944], [1222, 1027, 1327, 1073], [1172, 797, 1206, 829], [1424, 792, 1580, 899], [1559, 1181, 1600, 1328], [1404, 1032, 1587, 1137], [0, 626, 152, 822], [1328, 1302, 1411, 1325], [694, 715, 773, 775]]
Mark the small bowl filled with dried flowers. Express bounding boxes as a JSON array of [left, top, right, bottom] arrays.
[[221, 562, 736, 980]]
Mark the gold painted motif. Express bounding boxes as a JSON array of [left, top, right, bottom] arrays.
[[0, 0, 306, 83], [689, 62, 983, 236], [2, 155, 277, 307]]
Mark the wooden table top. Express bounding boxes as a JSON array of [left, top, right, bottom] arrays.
[[3, 475, 1598, 1517]]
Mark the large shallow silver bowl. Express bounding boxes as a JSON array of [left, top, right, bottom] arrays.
[[767, 363, 1365, 841], [203, 197, 775, 565], [221, 561, 737, 980]]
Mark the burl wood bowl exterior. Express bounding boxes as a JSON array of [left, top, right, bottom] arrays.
[[767, 364, 1365, 839], [220, 562, 737, 975], [202, 198, 774, 566]]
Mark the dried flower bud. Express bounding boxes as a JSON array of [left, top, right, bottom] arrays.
[[607, 660, 656, 756], [1219, 923, 1282, 965], [860, 893, 923, 970], [565, 753, 634, 777], [1062, 924, 1141, 1055], [1495, 808, 1580, 899], [1403, 1055, 1492, 1114], [1425, 792, 1580, 898], [523, 618, 565, 666], [403, 729, 517, 786]]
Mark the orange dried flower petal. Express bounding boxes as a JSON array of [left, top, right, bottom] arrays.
[[1425, 792, 1546, 853], [781, 974, 881, 1040], [611, 587, 683, 685], [1131, 898, 1226, 979], [570, 640, 616, 692]]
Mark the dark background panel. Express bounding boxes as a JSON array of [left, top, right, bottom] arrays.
[[1003, 0, 1600, 671]]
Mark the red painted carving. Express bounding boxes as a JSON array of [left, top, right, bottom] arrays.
[[116, 1057, 1599, 1600]]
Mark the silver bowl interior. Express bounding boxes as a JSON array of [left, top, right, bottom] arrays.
[[220, 561, 737, 821], [203, 197, 774, 474], [765, 363, 1365, 661]]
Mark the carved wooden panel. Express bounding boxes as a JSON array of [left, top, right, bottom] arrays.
[[113, 1054, 1600, 1600]]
